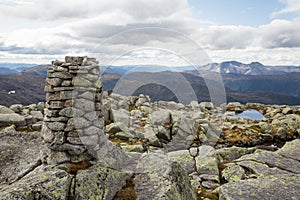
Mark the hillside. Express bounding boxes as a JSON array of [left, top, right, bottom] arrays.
[[101, 71, 300, 105], [21, 64, 50, 76], [0, 75, 45, 106], [0, 64, 299, 106], [223, 73, 300, 98]]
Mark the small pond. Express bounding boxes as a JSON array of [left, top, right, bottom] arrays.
[[226, 109, 265, 120]]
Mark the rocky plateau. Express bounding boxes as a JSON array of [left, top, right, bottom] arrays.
[[0, 92, 299, 199]]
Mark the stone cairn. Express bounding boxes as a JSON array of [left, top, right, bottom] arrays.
[[42, 56, 104, 164]]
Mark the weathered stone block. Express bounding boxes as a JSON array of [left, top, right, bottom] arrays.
[[59, 107, 84, 117], [44, 108, 59, 117], [65, 117, 92, 131], [74, 98, 95, 112], [78, 91, 95, 101], [67, 129, 83, 137], [46, 78, 63, 86], [53, 65, 68, 72], [47, 122, 66, 131], [61, 80, 72, 86], [48, 71, 73, 79], [52, 131, 66, 145], [67, 136, 83, 145], [65, 56, 85, 65], [41, 123, 55, 143], [80, 135, 99, 146], [84, 111, 99, 121], [52, 60, 64, 66], [48, 101, 65, 109], [44, 83, 54, 92], [48, 143, 86, 155], [83, 126, 101, 136], [72, 76, 93, 87], [44, 116, 68, 122], [53, 87, 74, 92]]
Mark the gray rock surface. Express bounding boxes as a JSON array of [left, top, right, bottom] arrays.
[[134, 151, 197, 200], [0, 166, 72, 200], [75, 164, 131, 199], [0, 113, 26, 127], [235, 149, 300, 174], [0, 105, 14, 114], [276, 139, 300, 161], [1, 91, 300, 199], [0, 131, 46, 185], [218, 174, 300, 200]]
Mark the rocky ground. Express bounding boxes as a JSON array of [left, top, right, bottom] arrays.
[[0, 93, 299, 199]]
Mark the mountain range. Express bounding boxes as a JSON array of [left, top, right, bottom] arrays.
[[101, 71, 300, 105], [0, 63, 37, 75], [0, 61, 299, 106], [101, 61, 300, 76], [198, 61, 300, 75]]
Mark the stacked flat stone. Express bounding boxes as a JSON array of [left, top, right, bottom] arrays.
[[42, 56, 104, 164]]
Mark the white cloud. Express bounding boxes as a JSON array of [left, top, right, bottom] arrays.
[[272, 0, 300, 17], [0, 0, 197, 64], [192, 19, 300, 50], [0, 0, 300, 66], [259, 19, 300, 48], [0, 0, 189, 20], [195, 25, 257, 49]]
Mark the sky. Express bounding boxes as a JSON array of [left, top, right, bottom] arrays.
[[0, 0, 300, 66]]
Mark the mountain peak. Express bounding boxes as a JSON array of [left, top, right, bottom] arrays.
[[249, 61, 264, 66]]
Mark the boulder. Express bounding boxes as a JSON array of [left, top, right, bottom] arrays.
[[199, 102, 214, 111], [282, 107, 293, 115], [111, 109, 130, 126], [0, 105, 14, 114], [213, 146, 256, 162], [196, 156, 219, 175], [134, 151, 197, 200], [235, 160, 292, 177], [0, 131, 46, 185], [143, 127, 161, 147], [163, 113, 195, 152], [276, 127, 287, 139], [221, 164, 245, 182], [0, 113, 26, 127], [0, 167, 72, 200], [9, 104, 23, 113], [197, 145, 215, 158], [218, 174, 300, 200], [150, 110, 171, 126], [75, 164, 131, 199], [235, 149, 300, 174], [30, 110, 44, 121], [276, 139, 300, 161], [167, 150, 195, 173], [106, 121, 130, 134]]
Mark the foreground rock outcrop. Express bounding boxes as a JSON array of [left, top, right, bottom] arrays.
[[1, 131, 299, 199], [1, 95, 299, 199]]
